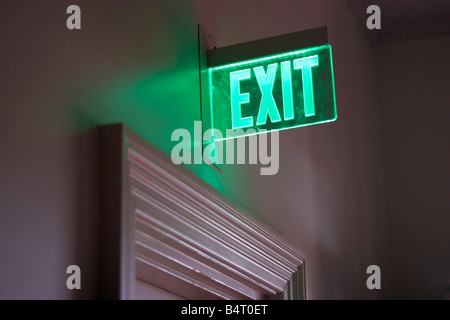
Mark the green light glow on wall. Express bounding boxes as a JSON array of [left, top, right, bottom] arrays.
[[208, 44, 337, 141]]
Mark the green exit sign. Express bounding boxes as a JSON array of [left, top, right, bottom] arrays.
[[208, 44, 337, 140]]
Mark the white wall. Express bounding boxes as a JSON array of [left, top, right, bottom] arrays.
[[195, 0, 390, 299], [0, 0, 390, 299], [135, 279, 185, 300], [376, 37, 450, 299]]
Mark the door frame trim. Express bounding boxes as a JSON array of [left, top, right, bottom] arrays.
[[99, 124, 306, 299]]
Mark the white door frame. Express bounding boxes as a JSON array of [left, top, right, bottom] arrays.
[[98, 124, 306, 300]]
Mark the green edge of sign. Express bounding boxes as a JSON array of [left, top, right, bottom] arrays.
[[208, 44, 337, 142]]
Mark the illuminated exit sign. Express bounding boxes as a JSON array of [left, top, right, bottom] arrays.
[[208, 44, 337, 140]]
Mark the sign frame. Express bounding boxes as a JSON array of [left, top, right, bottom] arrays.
[[207, 44, 337, 141]]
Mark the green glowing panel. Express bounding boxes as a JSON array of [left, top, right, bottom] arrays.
[[208, 44, 337, 141]]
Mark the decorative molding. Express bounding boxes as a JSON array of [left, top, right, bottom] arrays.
[[99, 124, 305, 299]]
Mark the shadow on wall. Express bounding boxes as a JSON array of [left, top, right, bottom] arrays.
[[65, 1, 206, 298], [66, 0, 201, 157], [71, 128, 100, 299], [0, 0, 211, 299], [376, 37, 450, 299]]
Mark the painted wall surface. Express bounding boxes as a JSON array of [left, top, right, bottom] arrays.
[[376, 37, 450, 299], [194, 0, 390, 299], [0, 0, 392, 299]]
